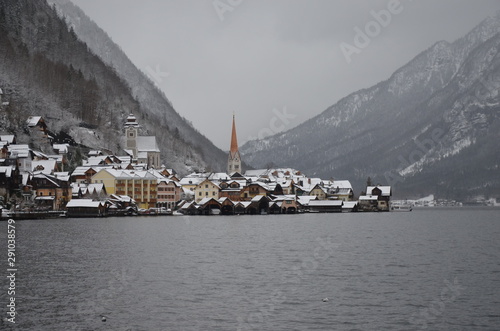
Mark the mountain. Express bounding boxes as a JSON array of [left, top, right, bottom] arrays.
[[241, 15, 500, 200], [0, 0, 228, 174]]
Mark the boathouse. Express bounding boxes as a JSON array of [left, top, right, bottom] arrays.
[[66, 199, 106, 217]]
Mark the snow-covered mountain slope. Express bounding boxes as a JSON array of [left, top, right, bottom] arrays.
[[241, 14, 500, 199]]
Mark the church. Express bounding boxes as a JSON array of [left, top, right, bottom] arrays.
[[124, 114, 161, 169], [227, 114, 242, 174]]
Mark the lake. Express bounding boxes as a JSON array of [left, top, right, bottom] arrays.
[[1, 207, 500, 330]]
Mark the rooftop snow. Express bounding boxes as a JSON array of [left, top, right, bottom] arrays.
[[137, 136, 160, 152], [26, 116, 42, 127]]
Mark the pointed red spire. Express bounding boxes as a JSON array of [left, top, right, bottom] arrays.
[[230, 114, 239, 157]]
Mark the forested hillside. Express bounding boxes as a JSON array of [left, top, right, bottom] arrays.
[[0, 0, 227, 174]]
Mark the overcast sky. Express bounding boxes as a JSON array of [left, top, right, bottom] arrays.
[[71, 0, 500, 150]]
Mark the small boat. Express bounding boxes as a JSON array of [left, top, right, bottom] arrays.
[[210, 208, 221, 215], [391, 204, 412, 212], [1, 208, 12, 219]]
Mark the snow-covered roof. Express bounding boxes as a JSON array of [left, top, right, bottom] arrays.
[[208, 172, 230, 181], [272, 195, 297, 202], [297, 196, 318, 205], [342, 201, 358, 209], [32, 151, 48, 159], [26, 116, 42, 127], [330, 180, 353, 190], [47, 155, 63, 163], [66, 199, 103, 208], [0, 135, 15, 143], [109, 194, 135, 203], [180, 201, 197, 210], [88, 150, 102, 156], [54, 172, 70, 181], [251, 194, 268, 202], [9, 144, 29, 150], [87, 183, 105, 195], [367, 186, 391, 196], [124, 114, 139, 127], [53, 144, 69, 154], [117, 156, 132, 163], [94, 168, 158, 180], [179, 177, 204, 186], [71, 166, 94, 177], [198, 197, 220, 206], [137, 151, 148, 159], [236, 201, 252, 208], [218, 197, 232, 204], [0, 166, 13, 177], [359, 195, 378, 201], [35, 196, 55, 201], [309, 200, 343, 207], [123, 149, 134, 157], [137, 136, 160, 153], [33, 173, 60, 187], [244, 169, 268, 177], [181, 187, 194, 195], [157, 178, 181, 187], [32, 160, 57, 174]]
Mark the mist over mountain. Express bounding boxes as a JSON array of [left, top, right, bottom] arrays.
[[241, 14, 500, 200], [0, 0, 228, 174]]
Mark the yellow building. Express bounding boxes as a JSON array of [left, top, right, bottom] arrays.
[[91, 169, 158, 209], [309, 184, 327, 200], [194, 179, 220, 203], [90, 169, 117, 194]]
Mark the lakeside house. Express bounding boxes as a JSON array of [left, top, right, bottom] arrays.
[[359, 186, 392, 212]]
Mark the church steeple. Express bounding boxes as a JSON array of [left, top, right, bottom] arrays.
[[227, 114, 241, 174], [124, 113, 139, 159]]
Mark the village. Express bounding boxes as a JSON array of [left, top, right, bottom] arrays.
[[0, 111, 392, 219]]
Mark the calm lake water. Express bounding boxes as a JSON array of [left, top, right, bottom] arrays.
[[1, 207, 500, 330]]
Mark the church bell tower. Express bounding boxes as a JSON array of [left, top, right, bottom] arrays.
[[124, 114, 139, 158], [227, 114, 242, 174]]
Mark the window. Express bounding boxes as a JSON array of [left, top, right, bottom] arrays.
[[199, 192, 202, 196]]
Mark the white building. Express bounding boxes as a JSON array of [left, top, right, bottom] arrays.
[[124, 114, 161, 169]]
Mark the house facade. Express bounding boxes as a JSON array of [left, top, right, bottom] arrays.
[[194, 179, 220, 203], [157, 179, 182, 209], [32, 173, 71, 211]]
